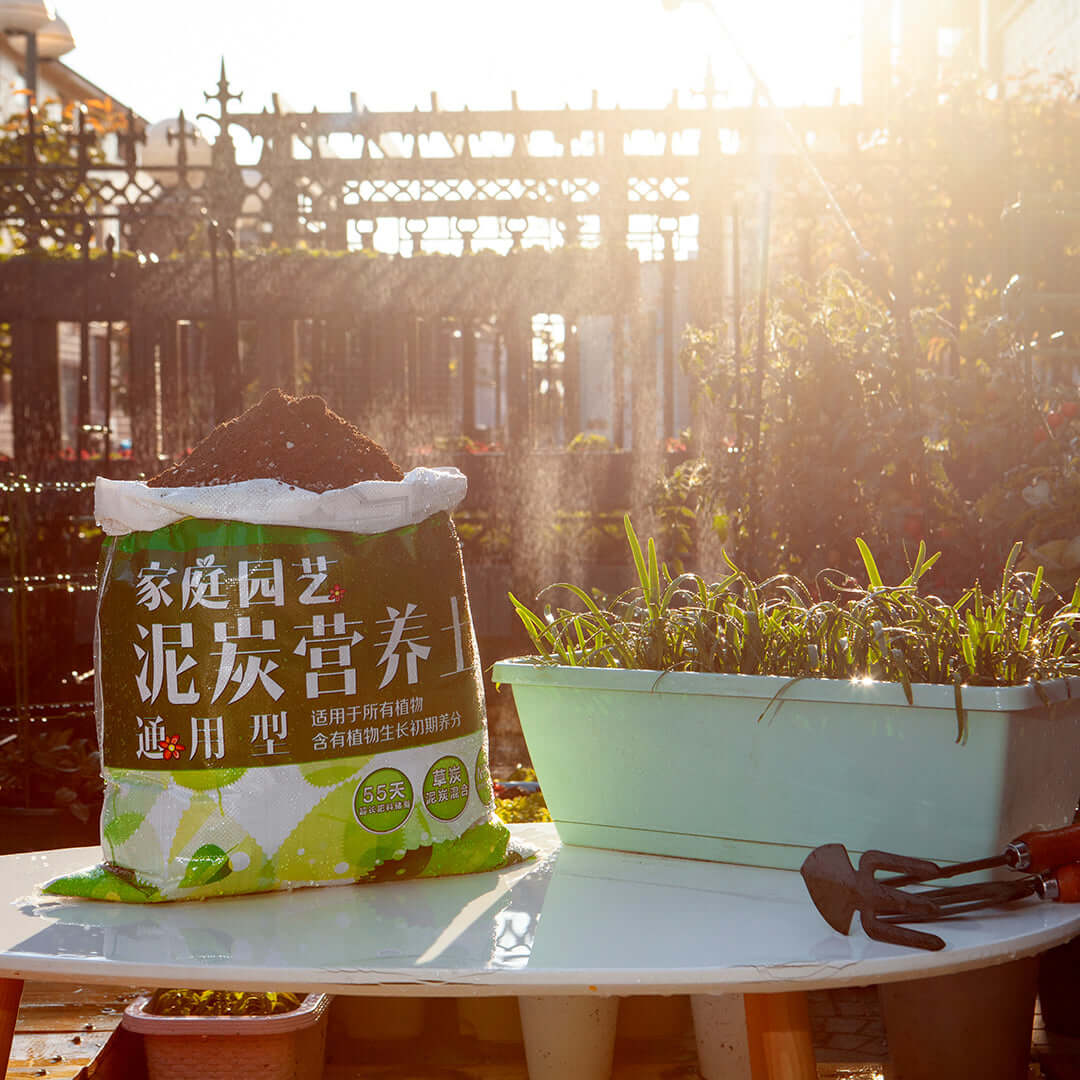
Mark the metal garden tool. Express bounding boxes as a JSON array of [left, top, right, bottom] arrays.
[[880, 822, 1080, 888], [801, 841, 1080, 952]]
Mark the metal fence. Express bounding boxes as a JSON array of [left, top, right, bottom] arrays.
[[1, 66, 907, 465]]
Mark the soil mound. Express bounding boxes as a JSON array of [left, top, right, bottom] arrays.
[[147, 389, 404, 491]]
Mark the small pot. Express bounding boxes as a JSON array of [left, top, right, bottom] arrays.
[[122, 993, 331, 1080]]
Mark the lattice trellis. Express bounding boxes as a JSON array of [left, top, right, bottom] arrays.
[[0, 60, 868, 260]]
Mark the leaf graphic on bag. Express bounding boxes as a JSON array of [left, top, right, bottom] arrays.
[[103, 812, 144, 846], [100, 780, 165, 867], [178, 843, 232, 888], [299, 760, 364, 788], [422, 820, 511, 878], [42, 864, 160, 903], [172, 768, 247, 791]]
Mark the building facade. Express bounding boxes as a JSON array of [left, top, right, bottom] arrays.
[[1, 25, 137, 459], [996, 0, 1080, 80]]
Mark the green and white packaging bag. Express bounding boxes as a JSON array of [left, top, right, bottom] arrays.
[[44, 467, 510, 903]]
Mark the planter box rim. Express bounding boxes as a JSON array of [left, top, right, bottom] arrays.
[[122, 992, 330, 1036], [492, 657, 1080, 711]]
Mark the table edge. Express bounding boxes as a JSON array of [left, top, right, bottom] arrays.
[[2, 917, 1077, 996], [4, 828, 1080, 995]]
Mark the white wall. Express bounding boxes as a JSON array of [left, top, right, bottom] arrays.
[[0, 49, 20, 118], [0, 47, 74, 118]]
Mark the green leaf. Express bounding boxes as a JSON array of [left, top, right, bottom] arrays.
[[855, 538, 884, 589], [901, 542, 941, 587], [647, 535, 661, 611], [103, 812, 144, 846], [1001, 541, 1023, 593], [953, 676, 968, 745], [625, 515, 650, 598], [178, 843, 232, 889], [508, 592, 563, 663], [756, 676, 807, 723], [548, 582, 638, 668]]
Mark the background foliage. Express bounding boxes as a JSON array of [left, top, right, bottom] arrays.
[[670, 74, 1080, 598]]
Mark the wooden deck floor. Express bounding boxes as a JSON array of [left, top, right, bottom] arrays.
[[5, 983, 146, 1080]]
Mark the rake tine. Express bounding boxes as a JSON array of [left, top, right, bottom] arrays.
[[858, 850, 948, 919], [878, 879, 1038, 923], [901, 878, 1036, 909], [860, 910, 947, 951]]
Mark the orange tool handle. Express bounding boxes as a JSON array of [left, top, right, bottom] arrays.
[[1008, 823, 1080, 872], [1040, 864, 1080, 903]]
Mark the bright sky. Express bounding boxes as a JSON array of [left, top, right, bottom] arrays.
[[59, 0, 863, 127]]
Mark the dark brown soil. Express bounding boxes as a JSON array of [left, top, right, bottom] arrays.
[[147, 389, 404, 491]]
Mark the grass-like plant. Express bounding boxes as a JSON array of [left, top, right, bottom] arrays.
[[146, 989, 303, 1016], [509, 517, 1080, 741]]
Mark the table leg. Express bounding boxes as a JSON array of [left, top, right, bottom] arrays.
[[880, 955, 1038, 1080], [691, 993, 753, 1079], [518, 994, 618, 1080], [0, 977, 24, 1073], [743, 991, 817, 1080]]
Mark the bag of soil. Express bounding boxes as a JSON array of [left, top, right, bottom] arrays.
[[44, 391, 510, 902]]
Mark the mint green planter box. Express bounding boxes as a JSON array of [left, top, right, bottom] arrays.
[[492, 660, 1080, 870]]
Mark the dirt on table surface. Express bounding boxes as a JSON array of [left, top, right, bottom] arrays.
[[147, 388, 404, 491]]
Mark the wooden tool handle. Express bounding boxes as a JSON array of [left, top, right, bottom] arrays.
[[1049, 864, 1080, 903], [1012, 823, 1080, 872]]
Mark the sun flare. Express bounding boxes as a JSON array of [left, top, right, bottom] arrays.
[[63, 0, 866, 126]]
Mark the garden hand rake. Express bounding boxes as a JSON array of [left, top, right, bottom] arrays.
[[801, 826, 1080, 951]]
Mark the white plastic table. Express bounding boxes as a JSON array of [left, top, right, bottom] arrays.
[[2, 823, 1080, 1080]]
